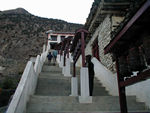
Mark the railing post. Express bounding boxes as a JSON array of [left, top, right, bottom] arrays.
[[60, 50, 61, 62], [34, 55, 41, 75], [70, 61, 78, 96], [73, 62, 76, 77], [63, 50, 66, 67], [43, 44, 46, 53], [67, 40, 70, 58], [81, 32, 86, 67], [79, 31, 91, 103], [116, 56, 128, 113], [6, 44, 48, 113]]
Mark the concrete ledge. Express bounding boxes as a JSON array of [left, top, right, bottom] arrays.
[[62, 66, 65, 75], [64, 58, 71, 77], [56, 54, 60, 64], [79, 96, 92, 103], [70, 77, 78, 96], [59, 56, 64, 68], [80, 67, 90, 97]]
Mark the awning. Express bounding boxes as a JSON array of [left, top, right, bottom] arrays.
[[104, 0, 150, 56]]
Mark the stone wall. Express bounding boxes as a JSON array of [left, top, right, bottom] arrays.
[[85, 16, 113, 72], [84, 14, 150, 109], [85, 26, 99, 56], [85, 15, 125, 72], [97, 16, 116, 72]]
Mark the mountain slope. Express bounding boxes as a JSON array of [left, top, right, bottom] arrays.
[[0, 8, 83, 76], [0, 8, 30, 15]]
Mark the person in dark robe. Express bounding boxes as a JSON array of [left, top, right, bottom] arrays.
[[86, 55, 95, 96], [47, 52, 53, 65]]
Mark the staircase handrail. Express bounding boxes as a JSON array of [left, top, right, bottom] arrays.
[[70, 28, 89, 77], [6, 46, 48, 113]]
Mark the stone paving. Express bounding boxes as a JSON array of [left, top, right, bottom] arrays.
[[26, 63, 149, 113]]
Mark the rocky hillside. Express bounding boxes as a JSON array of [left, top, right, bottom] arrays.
[[0, 8, 83, 77]]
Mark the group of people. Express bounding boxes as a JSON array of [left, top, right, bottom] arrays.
[[47, 49, 58, 65]]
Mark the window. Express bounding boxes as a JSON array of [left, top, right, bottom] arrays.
[[51, 35, 57, 41], [50, 42, 57, 49], [92, 39, 100, 61], [61, 36, 65, 41], [67, 36, 73, 40]]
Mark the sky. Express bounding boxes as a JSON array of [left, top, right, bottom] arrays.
[[0, 0, 94, 24]]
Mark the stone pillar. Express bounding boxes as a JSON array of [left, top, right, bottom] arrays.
[[57, 54, 60, 64], [64, 58, 71, 77], [57, 35, 61, 43], [59, 55, 64, 68], [61, 53, 65, 74], [43, 44, 46, 53], [46, 41, 50, 51], [79, 67, 92, 103], [62, 65, 65, 75], [70, 77, 78, 96]]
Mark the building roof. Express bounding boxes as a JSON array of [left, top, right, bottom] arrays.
[[46, 30, 75, 35], [85, 0, 131, 35], [104, 0, 149, 56], [70, 29, 89, 53]]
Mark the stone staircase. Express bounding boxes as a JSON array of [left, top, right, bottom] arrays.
[[26, 63, 149, 113], [35, 65, 71, 96]]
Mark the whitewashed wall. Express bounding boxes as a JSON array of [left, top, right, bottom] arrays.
[[85, 15, 150, 108], [76, 55, 82, 67], [92, 57, 150, 108], [92, 57, 119, 96], [6, 46, 48, 113]]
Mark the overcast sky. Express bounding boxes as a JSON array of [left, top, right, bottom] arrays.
[[0, 0, 94, 24]]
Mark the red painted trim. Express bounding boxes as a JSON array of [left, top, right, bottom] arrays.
[[76, 29, 89, 34], [104, 0, 150, 54], [74, 51, 81, 64], [63, 52, 66, 66], [92, 40, 100, 61], [116, 57, 128, 113], [120, 69, 150, 87], [81, 32, 86, 67], [50, 34, 75, 36], [73, 62, 76, 77]]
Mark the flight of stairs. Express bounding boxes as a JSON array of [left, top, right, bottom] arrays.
[[26, 63, 149, 113]]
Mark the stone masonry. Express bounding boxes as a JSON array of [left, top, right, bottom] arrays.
[[85, 15, 124, 72]]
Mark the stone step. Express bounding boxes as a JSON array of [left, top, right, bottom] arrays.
[[27, 111, 150, 113], [44, 63, 59, 66], [42, 65, 62, 72], [39, 72, 102, 85], [35, 77, 71, 96], [27, 96, 149, 112], [29, 95, 138, 104], [93, 89, 109, 96], [39, 73, 70, 80], [40, 72, 63, 76], [29, 95, 78, 103], [35, 87, 71, 96], [37, 76, 109, 95], [27, 63, 149, 113], [39, 72, 109, 96]]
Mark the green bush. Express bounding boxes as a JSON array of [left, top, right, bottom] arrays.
[[2, 77, 17, 89]]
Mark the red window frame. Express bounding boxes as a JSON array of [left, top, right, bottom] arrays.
[[92, 39, 100, 61]]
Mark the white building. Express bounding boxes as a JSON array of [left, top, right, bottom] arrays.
[[46, 30, 75, 49]]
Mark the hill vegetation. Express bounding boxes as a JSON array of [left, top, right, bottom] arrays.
[[0, 8, 83, 107], [0, 8, 82, 77]]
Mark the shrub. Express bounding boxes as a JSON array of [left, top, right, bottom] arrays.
[[2, 77, 16, 89]]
